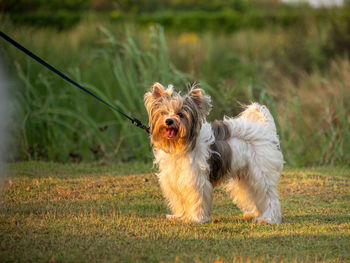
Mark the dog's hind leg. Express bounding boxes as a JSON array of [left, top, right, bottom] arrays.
[[249, 165, 282, 224], [246, 136, 283, 224], [245, 164, 282, 224], [225, 176, 259, 220], [225, 165, 282, 224]]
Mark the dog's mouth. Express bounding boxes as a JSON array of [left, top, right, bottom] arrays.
[[165, 127, 178, 138]]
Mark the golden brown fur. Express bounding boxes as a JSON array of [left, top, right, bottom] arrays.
[[144, 83, 211, 153]]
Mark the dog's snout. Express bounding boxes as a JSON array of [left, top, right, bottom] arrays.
[[165, 118, 174, 126]]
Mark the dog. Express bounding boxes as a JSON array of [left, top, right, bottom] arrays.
[[144, 82, 284, 224]]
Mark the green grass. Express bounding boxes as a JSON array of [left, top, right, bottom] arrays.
[[1, 162, 349, 262]]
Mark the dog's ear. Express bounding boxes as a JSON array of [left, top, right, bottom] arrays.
[[187, 87, 212, 118], [144, 83, 167, 116], [151, 82, 166, 99]]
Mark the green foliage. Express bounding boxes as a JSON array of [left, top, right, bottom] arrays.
[[324, 15, 350, 58], [113, 8, 350, 33], [9, 11, 82, 30], [0, 0, 90, 12], [1, 0, 89, 29], [114, 0, 253, 13], [3, 0, 349, 32]]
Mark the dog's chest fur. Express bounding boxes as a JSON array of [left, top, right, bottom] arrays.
[[154, 121, 233, 188], [208, 120, 233, 186]]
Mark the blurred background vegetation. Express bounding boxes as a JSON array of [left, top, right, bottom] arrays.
[[0, 0, 349, 166]]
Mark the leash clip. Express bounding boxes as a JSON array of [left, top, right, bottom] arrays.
[[131, 118, 150, 134]]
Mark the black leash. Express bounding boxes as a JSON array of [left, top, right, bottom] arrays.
[[0, 30, 150, 134]]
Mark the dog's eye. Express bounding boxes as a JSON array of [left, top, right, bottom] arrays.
[[161, 111, 167, 115], [178, 112, 184, 118]]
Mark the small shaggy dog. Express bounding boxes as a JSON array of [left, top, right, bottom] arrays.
[[144, 83, 284, 224]]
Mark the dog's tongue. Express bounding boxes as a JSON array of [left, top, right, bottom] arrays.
[[166, 128, 177, 138]]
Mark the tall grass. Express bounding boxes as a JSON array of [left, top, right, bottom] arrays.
[[2, 17, 349, 166], [275, 59, 350, 166], [4, 24, 190, 162]]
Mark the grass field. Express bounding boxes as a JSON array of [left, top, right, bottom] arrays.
[[1, 162, 349, 262]]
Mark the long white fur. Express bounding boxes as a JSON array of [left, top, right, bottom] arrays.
[[154, 103, 284, 224]]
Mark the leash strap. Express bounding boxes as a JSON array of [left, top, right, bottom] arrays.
[[0, 30, 150, 134]]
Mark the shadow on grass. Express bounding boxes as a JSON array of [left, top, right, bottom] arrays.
[[4, 198, 349, 225], [283, 214, 350, 224]]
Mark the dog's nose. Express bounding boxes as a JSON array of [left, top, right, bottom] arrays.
[[165, 119, 174, 126]]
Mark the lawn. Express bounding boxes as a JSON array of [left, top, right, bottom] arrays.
[[0, 162, 349, 262]]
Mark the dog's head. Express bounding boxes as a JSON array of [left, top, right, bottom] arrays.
[[144, 82, 211, 153]]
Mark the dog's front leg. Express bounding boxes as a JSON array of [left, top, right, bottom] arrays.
[[158, 174, 186, 220], [184, 178, 213, 223]]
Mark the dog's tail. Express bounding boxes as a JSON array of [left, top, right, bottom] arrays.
[[240, 103, 277, 132]]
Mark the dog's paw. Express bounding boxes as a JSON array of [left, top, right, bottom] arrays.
[[166, 214, 183, 221], [254, 217, 281, 224], [243, 212, 258, 220], [190, 216, 212, 224]]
